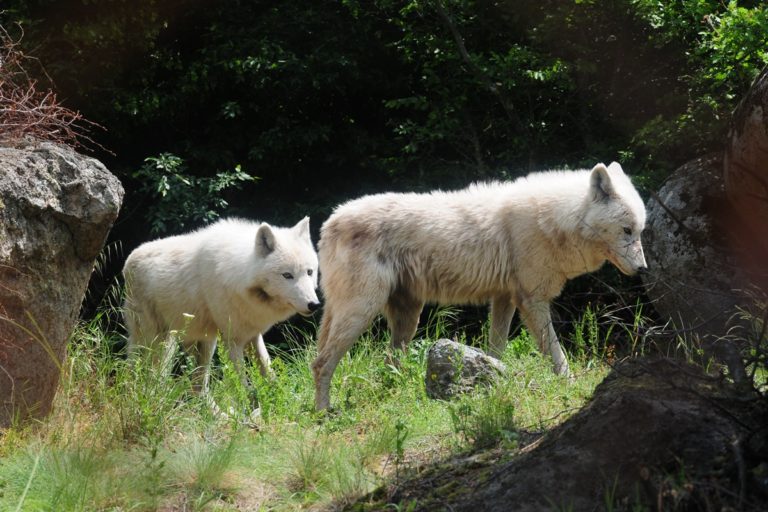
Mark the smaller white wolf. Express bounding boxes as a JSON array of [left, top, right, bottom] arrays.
[[123, 217, 320, 392], [312, 163, 647, 410]]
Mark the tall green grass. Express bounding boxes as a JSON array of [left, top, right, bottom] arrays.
[[0, 306, 614, 511]]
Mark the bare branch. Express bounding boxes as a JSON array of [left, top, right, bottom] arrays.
[[431, 1, 522, 130], [0, 22, 107, 152]]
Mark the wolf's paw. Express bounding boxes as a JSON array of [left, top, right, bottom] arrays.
[[246, 407, 262, 427], [209, 400, 261, 427], [553, 363, 571, 378]]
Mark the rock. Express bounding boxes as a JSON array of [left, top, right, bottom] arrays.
[[354, 357, 768, 511], [425, 339, 507, 400], [0, 142, 123, 428], [725, 66, 768, 292], [642, 154, 744, 333], [641, 155, 749, 382]]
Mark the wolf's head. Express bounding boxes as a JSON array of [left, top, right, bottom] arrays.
[[251, 217, 321, 316], [582, 162, 647, 276]]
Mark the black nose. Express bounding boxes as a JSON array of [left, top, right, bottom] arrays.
[[637, 266, 649, 275], [308, 301, 322, 313]]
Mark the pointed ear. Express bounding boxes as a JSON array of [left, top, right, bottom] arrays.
[[607, 161, 625, 175], [293, 216, 311, 242], [255, 223, 276, 256], [590, 163, 614, 201]]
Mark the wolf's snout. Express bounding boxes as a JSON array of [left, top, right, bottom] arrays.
[[308, 301, 322, 313], [636, 265, 649, 275]]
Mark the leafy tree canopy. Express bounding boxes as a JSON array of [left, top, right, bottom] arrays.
[[1, 0, 766, 236]]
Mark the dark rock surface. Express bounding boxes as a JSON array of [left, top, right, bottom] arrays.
[[641, 154, 744, 336], [725, 66, 768, 293], [641, 155, 750, 382], [353, 358, 768, 511]]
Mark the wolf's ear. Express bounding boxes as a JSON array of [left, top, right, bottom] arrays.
[[255, 223, 276, 256], [590, 163, 614, 201], [607, 161, 625, 175], [293, 216, 311, 242]]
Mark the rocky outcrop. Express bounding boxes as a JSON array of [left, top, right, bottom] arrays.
[[641, 155, 744, 336], [425, 339, 507, 400], [640, 67, 768, 382], [353, 358, 768, 511], [641, 155, 751, 383], [0, 142, 123, 428]]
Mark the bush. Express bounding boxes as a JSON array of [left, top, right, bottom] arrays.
[[133, 152, 255, 235]]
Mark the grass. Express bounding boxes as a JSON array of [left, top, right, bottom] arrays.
[[0, 307, 616, 511]]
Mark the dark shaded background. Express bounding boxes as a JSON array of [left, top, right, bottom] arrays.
[[2, 0, 765, 349]]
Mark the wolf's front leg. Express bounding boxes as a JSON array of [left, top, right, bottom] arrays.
[[251, 334, 273, 379], [189, 339, 217, 394], [215, 339, 261, 423], [226, 340, 250, 389], [519, 300, 570, 376]]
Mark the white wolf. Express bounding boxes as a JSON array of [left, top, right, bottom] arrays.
[[312, 162, 647, 410], [123, 217, 320, 391]]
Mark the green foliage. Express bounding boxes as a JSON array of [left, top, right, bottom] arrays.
[[732, 292, 768, 390], [3, 0, 767, 230], [570, 304, 617, 364], [631, 0, 768, 95], [506, 328, 536, 358], [375, 0, 580, 181], [700, 3, 768, 93], [169, 435, 240, 499], [133, 153, 255, 235], [101, 340, 194, 445], [449, 384, 519, 450], [628, 0, 768, 183]]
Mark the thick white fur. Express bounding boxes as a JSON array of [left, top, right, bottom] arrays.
[[312, 162, 647, 410], [123, 217, 319, 391]]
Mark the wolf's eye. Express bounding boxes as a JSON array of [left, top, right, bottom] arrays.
[[307, 269, 314, 276], [623, 227, 632, 235], [282, 272, 294, 280]]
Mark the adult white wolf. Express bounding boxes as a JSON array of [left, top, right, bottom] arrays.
[[123, 217, 320, 391], [312, 163, 647, 410]]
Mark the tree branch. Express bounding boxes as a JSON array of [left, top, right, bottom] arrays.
[[0, 22, 106, 152], [431, 1, 522, 130]]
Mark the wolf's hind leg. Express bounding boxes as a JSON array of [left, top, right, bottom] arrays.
[[123, 297, 168, 364], [488, 295, 516, 359], [312, 302, 382, 411], [384, 288, 423, 352]]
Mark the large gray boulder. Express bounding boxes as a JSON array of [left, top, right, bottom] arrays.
[[425, 339, 507, 400], [641, 155, 753, 383], [0, 142, 123, 428], [641, 154, 744, 337]]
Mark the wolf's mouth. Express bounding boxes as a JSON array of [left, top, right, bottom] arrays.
[[607, 252, 635, 276]]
